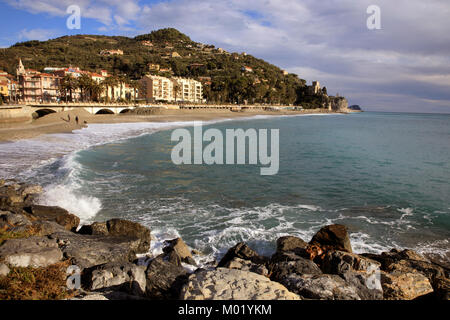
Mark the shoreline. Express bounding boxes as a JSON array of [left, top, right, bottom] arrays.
[[0, 108, 344, 143], [0, 179, 448, 300]]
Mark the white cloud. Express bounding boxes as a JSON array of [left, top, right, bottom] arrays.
[[4, 0, 450, 112], [18, 28, 60, 41]]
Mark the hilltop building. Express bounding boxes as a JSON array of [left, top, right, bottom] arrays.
[[308, 81, 322, 95], [100, 49, 123, 56]]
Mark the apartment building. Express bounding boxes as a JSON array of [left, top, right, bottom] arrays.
[[172, 77, 203, 103], [139, 75, 175, 102], [16, 59, 61, 102]]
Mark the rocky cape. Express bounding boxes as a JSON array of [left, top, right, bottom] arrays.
[[0, 179, 448, 300]]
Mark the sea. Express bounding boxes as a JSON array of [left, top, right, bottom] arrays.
[[1, 111, 449, 266]]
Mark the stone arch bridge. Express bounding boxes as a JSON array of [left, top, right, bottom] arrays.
[[28, 103, 136, 118]]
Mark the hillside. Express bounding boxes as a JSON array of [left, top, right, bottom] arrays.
[[0, 28, 317, 106]]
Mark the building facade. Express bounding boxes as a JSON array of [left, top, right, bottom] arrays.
[[173, 77, 203, 103], [139, 75, 175, 102]]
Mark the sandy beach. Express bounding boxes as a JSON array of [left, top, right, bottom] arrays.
[[0, 108, 337, 142]]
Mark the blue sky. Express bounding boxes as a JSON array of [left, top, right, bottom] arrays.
[[1, 0, 450, 113]]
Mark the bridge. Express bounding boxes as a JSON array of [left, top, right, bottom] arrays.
[[26, 102, 138, 117], [0, 102, 285, 123]]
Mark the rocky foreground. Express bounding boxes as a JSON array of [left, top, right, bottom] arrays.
[[0, 179, 449, 300]]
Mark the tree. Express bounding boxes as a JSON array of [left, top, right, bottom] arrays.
[[77, 73, 93, 102], [59, 74, 78, 102]]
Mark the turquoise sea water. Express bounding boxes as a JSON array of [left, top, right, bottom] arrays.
[[1, 112, 449, 264]]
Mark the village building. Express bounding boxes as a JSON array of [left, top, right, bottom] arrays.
[[139, 75, 175, 102], [16, 59, 60, 102], [173, 77, 203, 103], [100, 49, 124, 56], [308, 81, 322, 95]]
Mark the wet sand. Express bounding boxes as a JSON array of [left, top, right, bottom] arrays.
[[0, 108, 338, 142]]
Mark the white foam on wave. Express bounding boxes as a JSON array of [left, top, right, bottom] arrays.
[[38, 184, 102, 222]]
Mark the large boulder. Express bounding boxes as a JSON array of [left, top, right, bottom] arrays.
[[269, 257, 322, 283], [0, 236, 63, 268], [25, 205, 80, 231], [339, 271, 383, 300], [321, 250, 381, 275], [49, 230, 141, 270], [222, 257, 269, 277], [85, 262, 146, 296], [381, 271, 433, 300], [276, 236, 308, 254], [145, 256, 189, 299], [78, 219, 151, 253], [320, 250, 383, 300], [280, 274, 362, 300], [217, 243, 267, 268], [163, 238, 197, 266], [180, 268, 300, 300], [363, 249, 448, 298], [310, 224, 352, 253]]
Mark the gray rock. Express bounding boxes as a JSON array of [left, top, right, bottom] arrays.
[[269, 258, 322, 283], [25, 205, 80, 231], [223, 257, 269, 276], [0, 263, 10, 276], [86, 262, 146, 296], [180, 268, 300, 300], [340, 271, 383, 300], [78, 219, 151, 254], [163, 238, 197, 266], [217, 242, 267, 268], [145, 256, 189, 299], [281, 274, 361, 300], [321, 250, 381, 275], [49, 230, 141, 270], [0, 236, 63, 268], [0, 211, 32, 227]]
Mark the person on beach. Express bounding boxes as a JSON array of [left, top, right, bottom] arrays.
[[75, 116, 79, 124], [68, 115, 70, 122]]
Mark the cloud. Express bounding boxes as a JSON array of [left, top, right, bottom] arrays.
[[133, 0, 450, 112], [4, 0, 450, 112], [18, 28, 60, 41], [4, 0, 140, 27]]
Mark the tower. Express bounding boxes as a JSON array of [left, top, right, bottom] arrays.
[[16, 58, 25, 76]]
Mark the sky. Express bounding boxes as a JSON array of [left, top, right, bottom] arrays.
[[1, 0, 449, 113]]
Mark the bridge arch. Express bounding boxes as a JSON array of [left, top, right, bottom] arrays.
[[119, 109, 132, 114], [95, 109, 115, 115], [32, 108, 57, 119]]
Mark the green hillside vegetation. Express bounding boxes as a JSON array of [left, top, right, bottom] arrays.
[[0, 28, 325, 106]]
